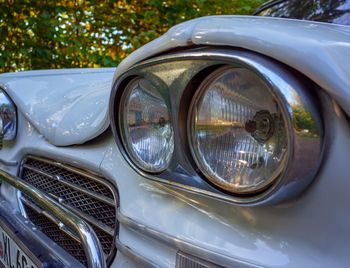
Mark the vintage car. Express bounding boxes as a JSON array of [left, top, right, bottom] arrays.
[[0, 0, 349, 267]]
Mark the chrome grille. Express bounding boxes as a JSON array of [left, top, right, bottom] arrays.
[[176, 252, 222, 268], [24, 203, 87, 265], [19, 156, 118, 266]]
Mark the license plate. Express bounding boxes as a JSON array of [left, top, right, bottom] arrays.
[[0, 224, 41, 268]]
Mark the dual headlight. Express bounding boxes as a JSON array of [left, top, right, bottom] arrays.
[[112, 49, 322, 204], [0, 89, 17, 146], [119, 78, 174, 173], [189, 67, 287, 195]]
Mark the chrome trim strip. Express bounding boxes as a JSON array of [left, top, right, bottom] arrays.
[[17, 190, 27, 218], [0, 169, 106, 268], [115, 238, 157, 268], [27, 155, 110, 188], [117, 211, 263, 268], [22, 155, 119, 209], [56, 199, 114, 236], [0, 195, 84, 267], [21, 196, 82, 242], [21, 184, 114, 236], [22, 163, 115, 207], [21, 163, 115, 236]]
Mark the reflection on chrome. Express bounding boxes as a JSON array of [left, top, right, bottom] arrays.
[[292, 104, 319, 137]]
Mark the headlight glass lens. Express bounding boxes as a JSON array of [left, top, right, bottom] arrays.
[[121, 78, 174, 172], [0, 90, 17, 141], [190, 67, 288, 194]]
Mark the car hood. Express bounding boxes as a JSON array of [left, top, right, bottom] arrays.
[[0, 68, 115, 146], [1, 16, 350, 147], [114, 15, 350, 116]]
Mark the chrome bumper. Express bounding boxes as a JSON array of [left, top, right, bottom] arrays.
[[0, 169, 105, 268]]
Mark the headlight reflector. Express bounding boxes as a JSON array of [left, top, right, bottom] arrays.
[[189, 67, 288, 194], [0, 90, 17, 142], [120, 78, 174, 173]]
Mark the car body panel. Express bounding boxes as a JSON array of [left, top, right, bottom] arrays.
[[1, 15, 350, 268], [0, 68, 115, 146], [114, 16, 350, 116], [1, 100, 349, 267], [99, 100, 350, 268], [2, 16, 349, 147]]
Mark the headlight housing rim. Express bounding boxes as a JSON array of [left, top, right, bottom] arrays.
[[187, 65, 290, 195], [118, 76, 174, 173], [109, 48, 324, 205]]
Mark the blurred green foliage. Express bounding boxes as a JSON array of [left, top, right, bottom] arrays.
[[292, 105, 319, 136], [0, 0, 266, 72]]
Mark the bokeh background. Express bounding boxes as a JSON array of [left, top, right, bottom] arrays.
[[0, 0, 266, 72]]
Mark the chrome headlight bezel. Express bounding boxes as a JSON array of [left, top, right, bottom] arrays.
[[110, 48, 324, 205], [0, 88, 17, 144]]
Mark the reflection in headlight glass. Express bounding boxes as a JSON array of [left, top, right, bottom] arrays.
[[122, 78, 174, 172], [190, 67, 288, 194], [0, 90, 17, 141]]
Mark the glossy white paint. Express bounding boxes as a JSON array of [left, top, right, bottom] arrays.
[[0, 107, 110, 203], [2, 17, 349, 147], [106, 16, 350, 267], [0, 15, 350, 268], [2, 101, 348, 267], [0, 68, 115, 146], [101, 101, 350, 268], [113, 16, 350, 116], [0, 99, 349, 267]]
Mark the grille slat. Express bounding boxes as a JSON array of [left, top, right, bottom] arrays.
[[21, 196, 81, 242], [20, 156, 118, 266], [58, 199, 115, 236], [24, 204, 87, 265], [21, 168, 116, 228], [23, 163, 115, 207], [25, 157, 114, 199], [176, 252, 222, 268]]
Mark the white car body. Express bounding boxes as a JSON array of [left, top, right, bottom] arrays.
[[0, 15, 350, 268]]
